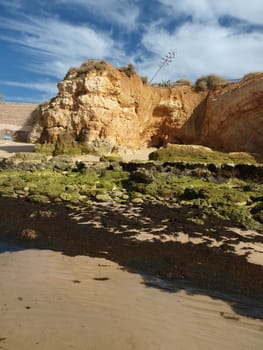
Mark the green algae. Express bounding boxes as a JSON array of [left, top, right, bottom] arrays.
[[0, 151, 262, 231], [149, 144, 263, 164]]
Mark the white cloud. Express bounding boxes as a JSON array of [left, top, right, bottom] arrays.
[[0, 0, 262, 103], [5, 95, 46, 103], [159, 0, 263, 25], [0, 80, 58, 94], [213, 0, 263, 25], [0, 0, 22, 10], [0, 15, 123, 78], [139, 21, 263, 82], [138, 0, 263, 82], [56, 0, 140, 28], [159, 0, 215, 22]]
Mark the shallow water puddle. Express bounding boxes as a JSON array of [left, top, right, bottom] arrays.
[[0, 247, 263, 350]]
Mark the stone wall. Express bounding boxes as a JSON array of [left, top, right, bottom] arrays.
[[0, 102, 38, 140]]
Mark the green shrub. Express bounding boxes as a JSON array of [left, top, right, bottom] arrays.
[[141, 76, 148, 84], [79, 60, 106, 73], [34, 143, 55, 155], [118, 63, 135, 77], [64, 60, 106, 79], [242, 72, 262, 81], [195, 74, 229, 90], [156, 80, 175, 87], [175, 79, 192, 86], [53, 136, 82, 156]]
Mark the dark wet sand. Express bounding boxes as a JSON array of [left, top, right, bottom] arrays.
[[1, 197, 263, 318], [1, 249, 263, 350]]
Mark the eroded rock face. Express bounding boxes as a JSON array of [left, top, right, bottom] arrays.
[[29, 61, 263, 154], [200, 75, 263, 153], [29, 61, 206, 151]]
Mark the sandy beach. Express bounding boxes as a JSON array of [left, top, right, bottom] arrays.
[[0, 140, 156, 162], [0, 141, 263, 349], [1, 247, 263, 350], [1, 197, 263, 302]]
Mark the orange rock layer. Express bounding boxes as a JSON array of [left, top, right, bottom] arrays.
[[29, 63, 263, 154]]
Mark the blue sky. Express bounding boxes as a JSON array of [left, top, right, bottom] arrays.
[[0, 0, 262, 103]]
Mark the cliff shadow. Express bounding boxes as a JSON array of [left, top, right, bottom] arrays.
[[147, 95, 209, 148], [178, 94, 209, 145], [0, 197, 263, 318]]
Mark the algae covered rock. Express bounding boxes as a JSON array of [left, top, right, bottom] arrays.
[[130, 168, 155, 184], [95, 193, 112, 202]]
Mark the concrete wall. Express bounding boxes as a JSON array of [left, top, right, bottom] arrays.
[[0, 102, 38, 140]]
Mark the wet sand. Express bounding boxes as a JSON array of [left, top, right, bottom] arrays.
[[0, 141, 35, 158], [1, 248, 263, 350], [1, 197, 263, 306]]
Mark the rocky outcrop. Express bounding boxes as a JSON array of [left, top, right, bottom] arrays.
[[199, 75, 263, 153], [28, 61, 206, 151], [28, 61, 263, 154]]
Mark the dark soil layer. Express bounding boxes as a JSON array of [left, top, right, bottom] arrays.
[[1, 197, 263, 318]]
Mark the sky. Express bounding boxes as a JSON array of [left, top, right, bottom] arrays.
[[0, 0, 262, 103]]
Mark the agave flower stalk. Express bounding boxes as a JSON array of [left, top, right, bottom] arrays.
[[149, 50, 176, 84]]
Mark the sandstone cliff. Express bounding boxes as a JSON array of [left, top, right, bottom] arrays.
[[29, 61, 263, 154], [200, 75, 263, 153]]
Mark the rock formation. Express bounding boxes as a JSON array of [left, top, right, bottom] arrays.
[[200, 76, 263, 153], [28, 60, 263, 154]]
